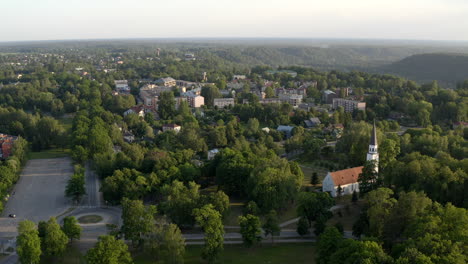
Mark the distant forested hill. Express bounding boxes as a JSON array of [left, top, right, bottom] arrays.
[[380, 53, 468, 87]]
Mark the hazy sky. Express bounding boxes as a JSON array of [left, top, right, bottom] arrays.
[[1, 0, 468, 41]]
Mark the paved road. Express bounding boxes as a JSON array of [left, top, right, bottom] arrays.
[[0, 254, 17, 264], [83, 162, 101, 207]]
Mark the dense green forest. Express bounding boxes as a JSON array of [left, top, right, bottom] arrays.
[[381, 53, 468, 87]]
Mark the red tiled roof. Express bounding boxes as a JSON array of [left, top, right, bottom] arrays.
[[329, 166, 363, 186]]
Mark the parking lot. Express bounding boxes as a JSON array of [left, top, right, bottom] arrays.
[[0, 158, 73, 236]]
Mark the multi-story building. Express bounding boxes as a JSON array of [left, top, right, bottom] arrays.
[[114, 80, 130, 93], [213, 98, 235, 108], [322, 90, 337, 104], [156, 77, 176, 87], [332, 98, 366, 112], [258, 98, 282, 104], [0, 134, 17, 159], [279, 94, 303, 107], [186, 94, 205, 108], [140, 89, 159, 110]]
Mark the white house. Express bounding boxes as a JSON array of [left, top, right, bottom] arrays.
[[322, 166, 363, 197], [322, 122, 379, 197], [123, 105, 145, 117], [162, 124, 181, 133], [207, 149, 220, 160]]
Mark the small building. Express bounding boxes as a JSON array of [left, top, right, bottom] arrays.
[[207, 149, 220, 160], [184, 54, 196, 61], [277, 125, 295, 138], [304, 117, 321, 128], [322, 166, 363, 197], [123, 132, 135, 143], [233, 75, 246, 81], [123, 105, 145, 117], [213, 98, 235, 108], [162, 124, 181, 133], [115, 80, 130, 93]]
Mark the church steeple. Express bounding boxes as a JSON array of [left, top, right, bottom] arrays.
[[370, 120, 378, 148], [367, 120, 379, 172]]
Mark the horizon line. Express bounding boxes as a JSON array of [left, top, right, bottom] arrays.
[[1, 37, 468, 45]]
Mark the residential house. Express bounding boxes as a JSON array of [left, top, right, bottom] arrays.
[[277, 125, 295, 138], [207, 149, 220, 160], [162, 124, 181, 133], [124, 105, 145, 117], [304, 117, 321, 128]]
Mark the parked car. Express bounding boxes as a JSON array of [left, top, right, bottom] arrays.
[[8, 214, 16, 218]]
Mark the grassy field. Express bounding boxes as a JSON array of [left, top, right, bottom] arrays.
[[78, 215, 103, 224], [327, 196, 363, 231], [299, 164, 328, 187], [134, 243, 316, 264], [40, 246, 84, 264], [28, 148, 70, 159]]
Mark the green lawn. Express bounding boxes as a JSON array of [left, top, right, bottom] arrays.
[[29, 148, 70, 159], [40, 246, 84, 264], [59, 116, 74, 132], [327, 197, 363, 231], [134, 243, 316, 264]]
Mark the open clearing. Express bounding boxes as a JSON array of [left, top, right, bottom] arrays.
[[0, 158, 73, 236]]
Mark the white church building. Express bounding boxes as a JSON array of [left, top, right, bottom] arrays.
[[322, 122, 379, 197]]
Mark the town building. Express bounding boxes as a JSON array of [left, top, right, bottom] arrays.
[[280, 93, 303, 107], [258, 98, 282, 104], [304, 117, 321, 128], [184, 54, 196, 61], [186, 94, 205, 108], [213, 98, 235, 108], [114, 80, 130, 93], [123, 105, 145, 117], [322, 122, 379, 197], [0, 134, 17, 159], [277, 125, 295, 138], [232, 75, 247, 81], [322, 90, 338, 104], [207, 149, 220, 160], [156, 77, 176, 87], [332, 98, 366, 112], [140, 89, 159, 110], [162, 124, 181, 133]]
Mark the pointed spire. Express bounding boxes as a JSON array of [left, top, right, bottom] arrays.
[[370, 120, 378, 146]]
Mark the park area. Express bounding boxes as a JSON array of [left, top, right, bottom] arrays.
[[41, 243, 316, 264]]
